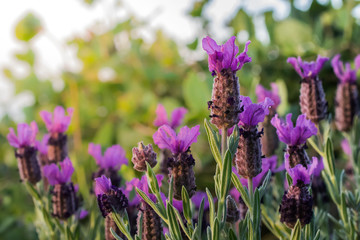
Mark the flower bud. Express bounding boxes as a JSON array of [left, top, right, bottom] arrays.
[[286, 145, 310, 169], [97, 186, 128, 218], [226, 195, 240, 223], [15, 147, 41, 184], [48, 133, 68, 163], [137, 202, 162, 240], [259, 109, 279, 157], [51, 183, 77, 220], [132, 142, 157, 172], [335, 82, 359, 131]]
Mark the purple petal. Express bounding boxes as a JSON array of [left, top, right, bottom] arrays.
[[77, 209, 89, 220], [191, 191, 209, 210], [355, 54, 360, 71], [153, 125, 177, 153], [7, 128, 20, 148], [43, 164, 60, 185], [36, 134, 50, 155], [222, 36, 238, 70], [177, 125, 200, 153], [288, 164, 311, 185], [58, 157, 74, 184], [287, 57, 304, 78], [94, 175, 112, 196], [238, 96, 273, 127], [202, 36, 220, 55], [235, 40, 252, 71], [170, 107, 187, 129], [308, 157, 323, 177], [40, 110, 53, 132], [256, 83, 281, 109], [341, 139, 351, 156], [229, 188, 241, 202], [88, 143, 103, 166], [103, 145, 127, 170], [154, 104, 169, 127], [172, 199, 183, 212]]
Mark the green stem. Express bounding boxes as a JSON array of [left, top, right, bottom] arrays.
[[248, 177, 253, 207], [221, 127, 227, 159]]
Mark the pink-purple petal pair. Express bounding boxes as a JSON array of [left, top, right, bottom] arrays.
[[255, 83, 281, 110], [36, 134, 50, 155], [43, 157, 74, 185], [88, 143, 128, 170], [40, 106, 74, 133], [287, 157, 322, 186], [287, 55, 328, 79], [153, 125, 200, 154], [154, 104, 188, 129], [7, 121, 38, 148], [331, 54, 360, 83], [202, 36, 251, 75], [271, 113, 317, 146]]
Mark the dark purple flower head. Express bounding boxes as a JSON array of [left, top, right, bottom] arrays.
[[40, 106, 74, 134], [7, 121, 38, 148], [88, 143, 128, 170], [130, 174, 164, 203], [202, 36, 251, 75], [238, 96, 274, 127], [36, 134, 50, 155], [191, 191, 209, 211], [256, 83, 281, 109], [153, 125, 200, 154], [154, 104, 188, 129], [331, 54, 360, 83], [341, 139, 351, 156], [287, 55, 328, 79], [43, 157, 74, 185], [271, 113, 317, 146]]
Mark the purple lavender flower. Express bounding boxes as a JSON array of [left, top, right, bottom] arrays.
[[40, 106, 74, 134], [332, 54, 360, 83], [36, 134, 50, 156], [287, 55, 328, 79], [7, 122, 41, 184], [238, 96, 274, 128], [332, 54, 360, 131], [202, 36, 251, 75], [132, 142, 157, 172], [77, 209, 89, 220], [7, 122, 38, 148], [154, 104, 187, 129], [153, 125, 200, 154], [95, 175, 128, 217], [288, 55, 328, 123], [43, 157, 74, 185], [191, 191, 209, 211], [256, 83, 281, 110], [154, 125, 199, 199], [89, 143, 128, 170], [271, 114, 317, 146]]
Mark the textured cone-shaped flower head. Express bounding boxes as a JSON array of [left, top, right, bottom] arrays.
[[226, 195, 240, 223], [332, 55, 360, 131], [95, 175, 128, 217], [137, 201, 163, 240], [40, 106, 74, 134], [43, 157, 74, 185], [153, 125, 199, 199], [153, 104, 187, 129], [235, 96, 273, 178], [51, 182, 77, 220], [280, 162, 315, 228], [159, 148, 172, 175], [288, 55, 328, 123], [89, 143, 128, 171], [47, 132, 68, 163], [132, 142, 157, 172], [256, 84, 280, 156], [7, 122, 38, 148], [202, 37, 251, 130]]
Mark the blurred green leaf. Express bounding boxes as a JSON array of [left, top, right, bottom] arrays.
[[15, 13, 42, 42]]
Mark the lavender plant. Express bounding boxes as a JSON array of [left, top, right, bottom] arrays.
[[6, 36, 360, 240]]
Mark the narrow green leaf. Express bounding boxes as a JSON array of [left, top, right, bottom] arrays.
[[207, 226, 212, 240], [290, 220, 301, 240], [136, 188, 167, 221], [204, 119, 222, 168], [196, 198, 205, 240], [212, 218, 219, 240], [206, 188, 215, 231], [25, 181, 41, 201], [258, 170, 271, 197], [229, 228, 237, 240], [220, 150, 232, 198], [169, 175, 174, 204], [231, 173, 250, 208], [135, 211, 143, 239], [110, 227, 124, 240], [146, 162, 160, 194], [307, 137, 324, 157], [167, 203, 182, 240], [313, 230, 321, 240], [321, 171, 339, 204], [41, 207, 54, 233], [253, 189, 261, 236], [325, 138, 336, 176], [182, 186, 192, 224], [173, 206, 191, 239], [228, 125, 240, 158], [286, 172, 293, 187], [111, 211, 133, 240]]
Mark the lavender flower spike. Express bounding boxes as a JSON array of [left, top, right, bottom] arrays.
[[153, 125, 199, 199], [203, 36, 251, 130], [280, 162, 315, 228], [153, 104, 188, 129], [235, 96, 273, 178], [272, 114, 317, 168], [132, 141, 157, 172], [288, 55, 328, 123], [95, 175, 128, 218], [256, 84, 281, 156], [7, 122, 41, 184], [332, 54, 360, 131]]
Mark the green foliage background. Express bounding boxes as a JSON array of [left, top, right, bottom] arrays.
[[0, 0, 359, 239]]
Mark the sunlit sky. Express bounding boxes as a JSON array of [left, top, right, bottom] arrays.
[[0, 0, 353, 121]]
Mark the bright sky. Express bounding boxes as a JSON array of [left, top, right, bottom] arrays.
[[0, 0, 348, 121]]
